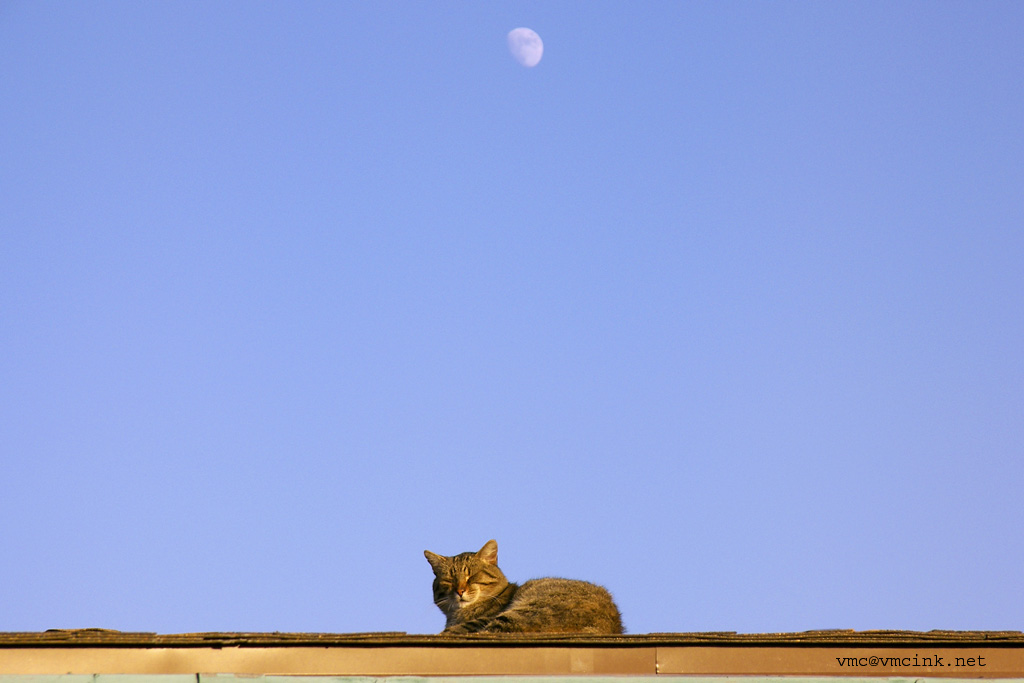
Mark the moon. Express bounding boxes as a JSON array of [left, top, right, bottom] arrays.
[[507, 28, 543, 67]]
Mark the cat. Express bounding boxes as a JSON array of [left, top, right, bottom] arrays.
[[423, 539, 624, 634]]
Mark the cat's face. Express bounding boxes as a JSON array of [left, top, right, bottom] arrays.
[[424, 539, 508, 616]]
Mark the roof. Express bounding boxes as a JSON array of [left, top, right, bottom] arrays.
[[2, 628, 1023, 647], [1, 630, 1021, 677]]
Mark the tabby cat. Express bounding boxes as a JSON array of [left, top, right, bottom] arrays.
[[423, 539, 624, 634]]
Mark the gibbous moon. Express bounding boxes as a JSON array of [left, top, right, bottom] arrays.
[[507, 27, 543, 67]]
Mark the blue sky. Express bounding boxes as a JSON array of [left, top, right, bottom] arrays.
[[1, 1, 1022, 635]]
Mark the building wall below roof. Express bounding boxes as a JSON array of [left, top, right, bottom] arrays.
[[1, 645, 1022, 678]]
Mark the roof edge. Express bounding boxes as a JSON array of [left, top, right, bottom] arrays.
[[2, 629, 1023, 648]]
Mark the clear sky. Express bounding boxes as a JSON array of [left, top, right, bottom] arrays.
[[2, 1, 1022, 635]]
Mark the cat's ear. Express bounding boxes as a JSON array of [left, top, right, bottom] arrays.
[[424, 550, 445, 572], [476, 539, 498, 565]]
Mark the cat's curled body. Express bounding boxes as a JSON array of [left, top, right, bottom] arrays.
[[424, 539, 623, 635]]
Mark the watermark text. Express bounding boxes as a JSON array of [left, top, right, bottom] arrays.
[[835, 654, 987, 669]]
